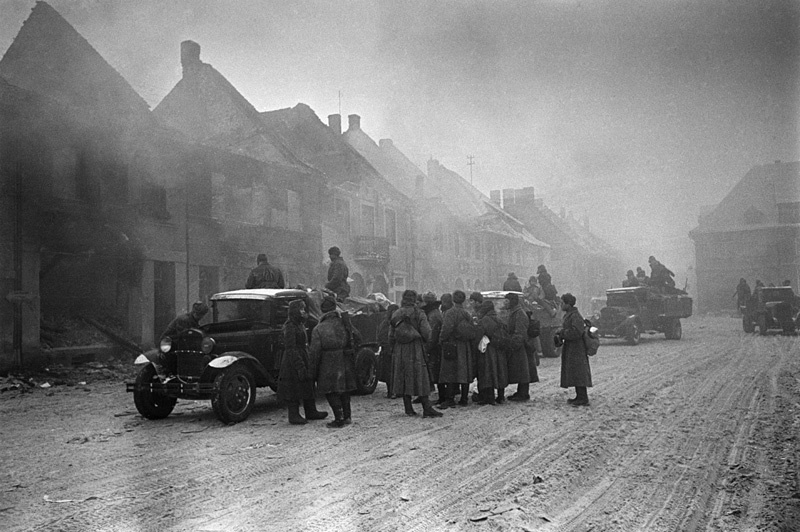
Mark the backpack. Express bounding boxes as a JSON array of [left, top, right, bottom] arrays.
[[583, 319, 599, 356]]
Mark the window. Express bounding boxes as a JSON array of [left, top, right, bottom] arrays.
[[385, 208, 397, 246], [335, 197, 350, 234], [362, 204, 375, 237], [778, 202, 800, 224]]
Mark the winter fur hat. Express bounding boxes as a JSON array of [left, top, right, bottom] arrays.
[[452, 290, 466, 304], [321, 294, 337, 312], [257, 253, 267, 263], [477, 300, 494, 318], [504, 293, 519, 306], [328, 246, 341, 257], [191, 301, 209, 316], [288, 299, 306, 320], [469, 291, 483, 304], [422, 291, 438, 304], [401, 289, 418, 307], [561, 293, 577, 306]]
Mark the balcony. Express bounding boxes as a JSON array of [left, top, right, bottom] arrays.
[[354, 236, 390, 265]]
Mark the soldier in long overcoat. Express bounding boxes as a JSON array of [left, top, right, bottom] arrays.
[[438, 290, 476, 409], [278, 300, 328, 425], [390, 290, 443, 418], [506, 293, 535, 402], [556, 293, 592, 406], [475, 300, 509, 404], [310, 295, 357, 428], [325, 246, 350, 301], [377, 304, 399, 398], [420, 293, 444, 402]]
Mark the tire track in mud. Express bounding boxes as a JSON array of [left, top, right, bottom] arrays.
[[542, 327, 788, 531]]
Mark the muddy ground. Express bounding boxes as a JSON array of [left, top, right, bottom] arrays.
[[1, 316, 799, 532]]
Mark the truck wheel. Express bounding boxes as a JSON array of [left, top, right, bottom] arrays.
[[133, 364, 177, 420], [212, 365, 256, 424], [626, 323, 640, 345], [757, 314, 768, 336], [354, 347, 378, 396], [666, 319, 682, 340]]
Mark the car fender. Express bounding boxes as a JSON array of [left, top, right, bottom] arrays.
[[207, 351, 273, 387], [134, 349, 161, 365], [616, 315, 638, 334]]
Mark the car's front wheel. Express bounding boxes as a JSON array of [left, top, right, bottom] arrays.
[[133, 364, 177, 420], [211, 365, 256, 424], [354, 347, 378, 396], [626, 323, 641, 345]]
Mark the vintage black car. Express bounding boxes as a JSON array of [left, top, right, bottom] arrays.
[[742, 286, 798, 335], [595, 286, 693, 345], [126, 289, 380, 424]]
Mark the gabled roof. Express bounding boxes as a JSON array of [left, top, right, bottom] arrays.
[[153, 44, 306, 170], [260, 105, 374, 186], [0, 1, 152, 126], [691, 161, 800, 235], [344, 133, 423, 198]]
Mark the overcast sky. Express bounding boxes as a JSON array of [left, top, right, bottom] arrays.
[[1, 0, 798, 269]]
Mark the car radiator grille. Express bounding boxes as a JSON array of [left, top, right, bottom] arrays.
[[177, 352, 207, 378]]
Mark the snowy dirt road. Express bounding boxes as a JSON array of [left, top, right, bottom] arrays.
[[1, 316, 799, 531]]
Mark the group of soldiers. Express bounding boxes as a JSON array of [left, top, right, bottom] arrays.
[[622, 256, 677, 291]]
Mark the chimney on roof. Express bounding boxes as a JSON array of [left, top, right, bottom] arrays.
[[181, 40, 202, 77], [490, 190, 501, 205], [502, 189, 515, 206], [379, 139, 393, 150], [328, 114, 341, 135], [518, 187, 535, 201], [348, 114, 361, 131]]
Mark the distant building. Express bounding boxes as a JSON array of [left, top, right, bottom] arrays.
[[690, 161, 800, 312], [496, 187, 623, 311]]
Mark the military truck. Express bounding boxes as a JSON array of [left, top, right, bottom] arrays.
[[126, 288, 381, 424], [741, 286, 798, 335], [595, 286, 693, 345]]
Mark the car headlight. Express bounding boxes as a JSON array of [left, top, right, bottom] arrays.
[[160, 337, 172, 353], [201, 337, 215, 354]]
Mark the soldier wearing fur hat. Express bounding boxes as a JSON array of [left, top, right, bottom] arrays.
[[278, 300, 328, 425], [438, 290, 477, 409], [475, 300, 509, 404], [325, 246, 350, 301], [555, 293, 592, 406], [377, 303, 400, 398], [505, 293, 538, 401], [157, 301, 209, 381], [389, 290, 443, 418], [503, 272, 522, 292], [309, 294, 357, 428]]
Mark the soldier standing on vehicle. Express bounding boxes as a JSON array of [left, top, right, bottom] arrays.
[[325, 246, 350, 301], [389, 290, 443, 418], [555, 293, 592, 407], [158, 301, 209, 381], [648, 256, 676, 290], [245, 254, 285, 289], [503, 272, 522, 292], [278, 300, 328, 425], [623, 270, 639, 287], [310, 295, 357, 428]]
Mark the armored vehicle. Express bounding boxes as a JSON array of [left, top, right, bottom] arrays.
[[126, 289, 380, 424], [595, 286, 693, 345], [741, 286, 798, 335]]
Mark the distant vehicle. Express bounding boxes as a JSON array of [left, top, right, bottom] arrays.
[[595, 286, 693, 345], [741, 286, 798, 335], [126, 288, 381, 424]]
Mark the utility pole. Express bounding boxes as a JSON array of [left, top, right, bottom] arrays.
[[467, 155, 476, 185]]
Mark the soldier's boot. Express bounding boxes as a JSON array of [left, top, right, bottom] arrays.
[[287, 402, 307, 425], [303, 399, 328, 420], [341, 393, 352, 425], [571, 386, 589, 407], [496, 387, 506, 404], [476, 388, 494, 405], [510, 383, 530, 401], [326, 394, 346, 428], [435, 383, 448, 405], [458, 384, 470, 406], [421, 396, 443, 418], [403, 395, 418, 416]]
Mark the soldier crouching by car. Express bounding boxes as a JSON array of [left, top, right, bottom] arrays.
[[156, 301, 209, 382], [278, 299, 328, 425], [310, 294, 359, 428]]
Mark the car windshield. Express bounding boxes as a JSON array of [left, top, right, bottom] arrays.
[[214, 299, 272, 324], [759, 288, 795, 303]]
